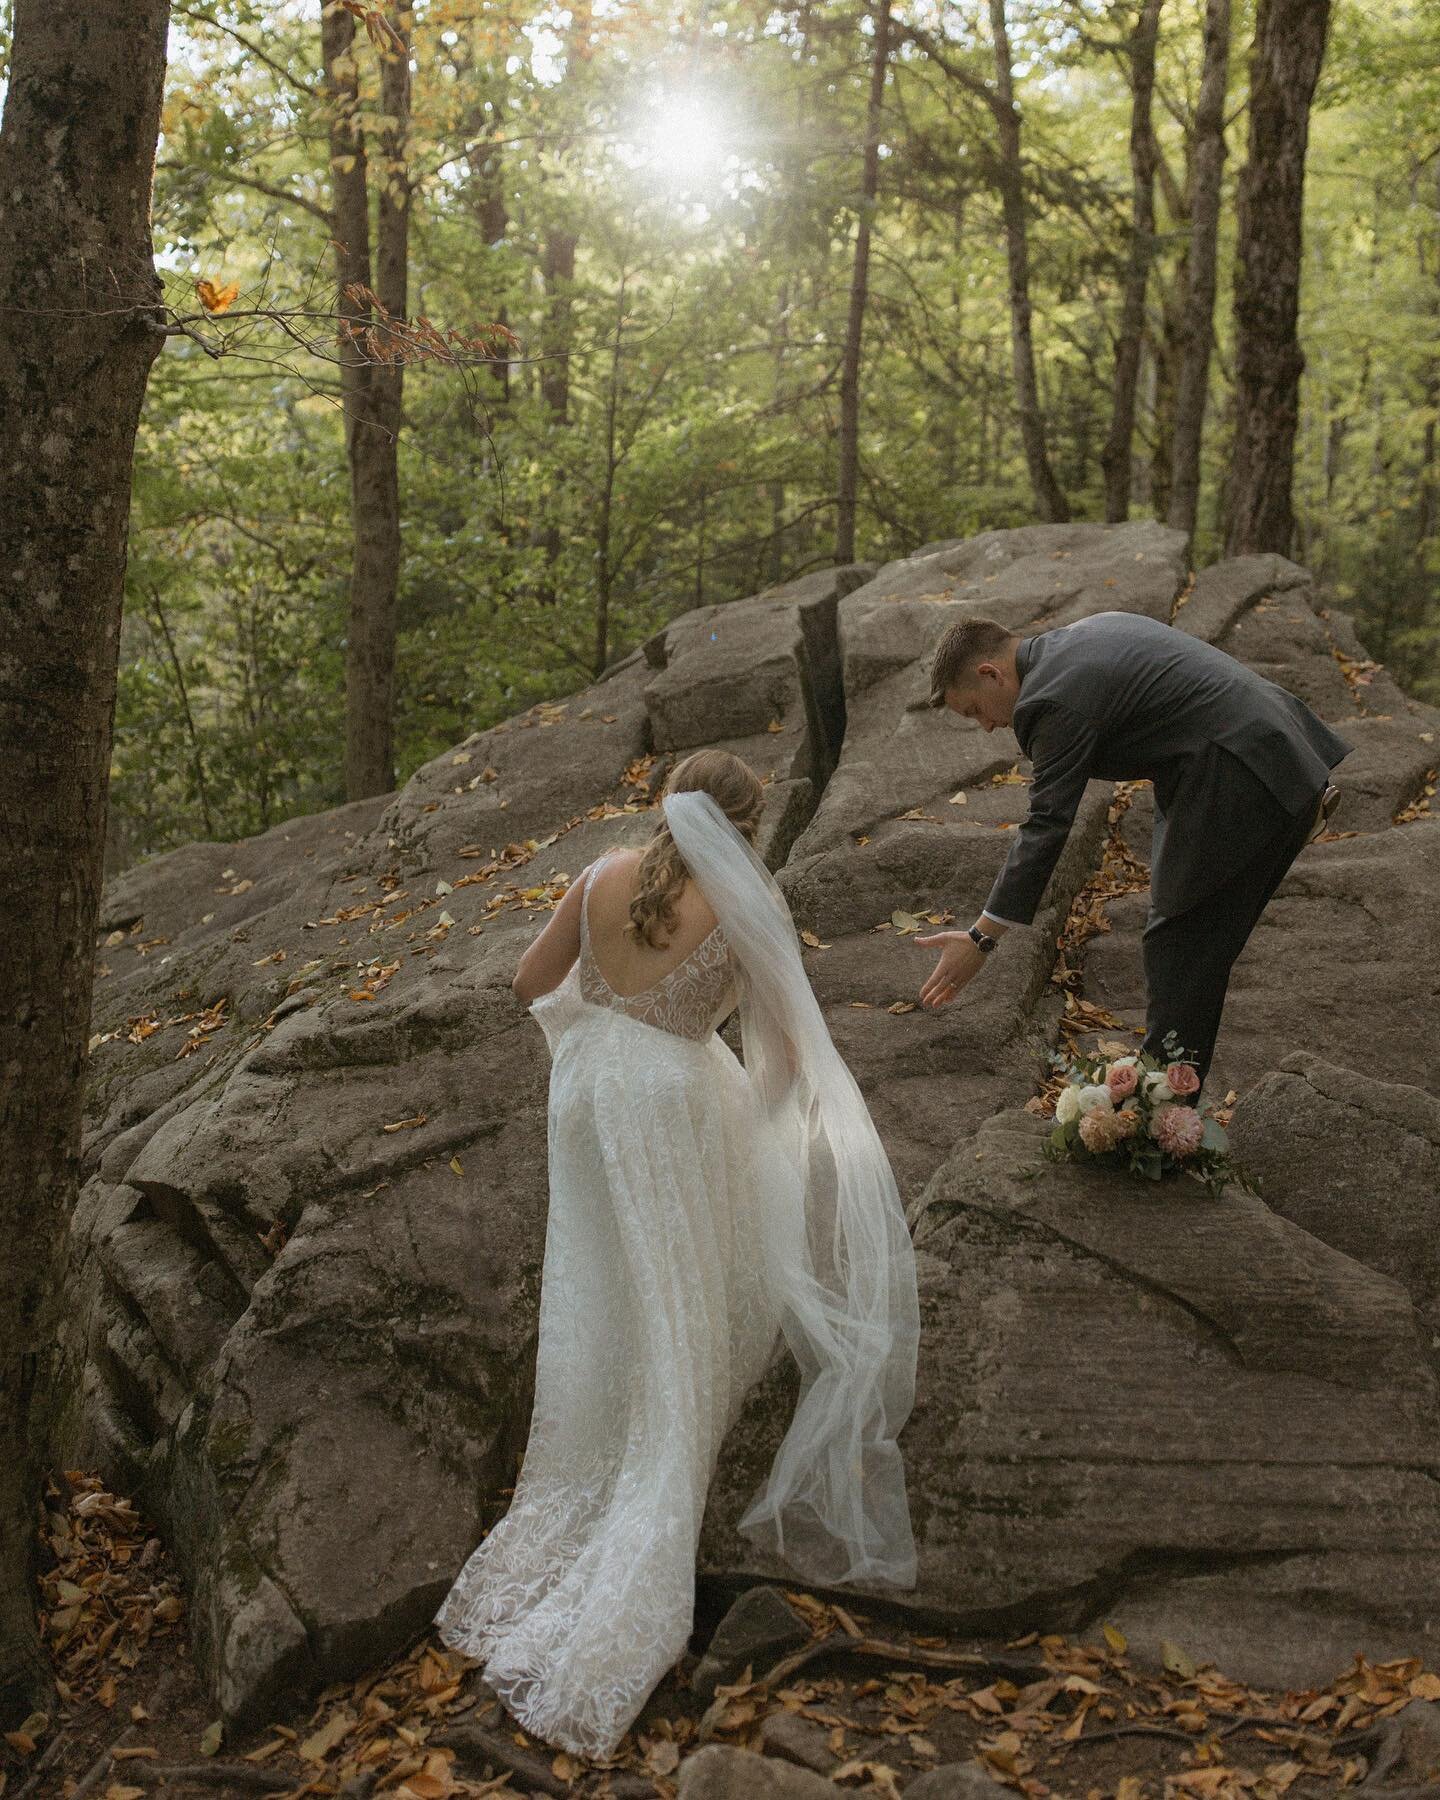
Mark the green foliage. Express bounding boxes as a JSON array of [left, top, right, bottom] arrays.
[[110, 0, 1440, 870]]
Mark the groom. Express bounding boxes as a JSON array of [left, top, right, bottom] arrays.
[[915, 610, 1352, 1091]]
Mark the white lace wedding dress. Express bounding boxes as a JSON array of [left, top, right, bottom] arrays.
[[435, 800, 919, 1760]]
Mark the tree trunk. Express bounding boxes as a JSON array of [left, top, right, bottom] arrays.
[[323, 0, 412, 802], [1101, 0, 1163, 522], [1167, 0, 1232, 543], [0, 0, 170, 1724], [540, 230, 577, 424], [988, 0, 1070, 523], [835, 0, 890, 565], [535, 228, 577, 605], [1223, 0, 1331, 556], [594, 273, 627, 676]]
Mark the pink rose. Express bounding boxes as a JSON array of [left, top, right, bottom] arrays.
[[1166, 1062, 1201, 1097], [1151, 1103, 1205, 1158], [1107, 1063, 1139, 1100]]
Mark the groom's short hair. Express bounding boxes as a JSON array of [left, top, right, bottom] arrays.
[[927, 617, 1018, 707]]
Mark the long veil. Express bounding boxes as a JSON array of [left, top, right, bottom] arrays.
[[663, 789, 919, 1589]]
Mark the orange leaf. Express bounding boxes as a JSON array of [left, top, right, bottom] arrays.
[[196, 278, 240, 314]]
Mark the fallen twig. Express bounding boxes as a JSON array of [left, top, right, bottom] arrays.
[[66, 1670, 180, 1800], [126, 1761, 295, 1791]]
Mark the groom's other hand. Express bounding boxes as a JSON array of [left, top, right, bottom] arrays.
[[915, 916, 1009, 1010]]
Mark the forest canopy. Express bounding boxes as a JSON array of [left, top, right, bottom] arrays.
[[3, 0, 1434, 869]]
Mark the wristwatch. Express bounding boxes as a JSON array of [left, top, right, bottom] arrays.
[[967, 924, 998, 955]]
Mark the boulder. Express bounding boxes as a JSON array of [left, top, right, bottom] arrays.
[[905, 1766, 1004, 1799], [57, 524, 1440, 1731], [690, 1586, 810, 1701], [676, 1745, 836, 1799], [1227, 1054, 1440, 1347]]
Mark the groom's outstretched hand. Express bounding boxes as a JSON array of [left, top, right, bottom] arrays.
[[915, 930, 987, 1010]]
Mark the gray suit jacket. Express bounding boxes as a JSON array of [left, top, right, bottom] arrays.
[[983, 611, 1352, 926]]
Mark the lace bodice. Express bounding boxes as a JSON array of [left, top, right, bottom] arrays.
[[577, 856, 737, 1041]]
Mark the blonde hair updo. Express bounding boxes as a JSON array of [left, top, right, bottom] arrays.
[[626, 749, 765, 949]]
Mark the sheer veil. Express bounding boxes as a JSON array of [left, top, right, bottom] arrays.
[[663, 789, 919, 1589]]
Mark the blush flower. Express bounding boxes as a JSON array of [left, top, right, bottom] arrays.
[[1151, 1103, 1205, 1158], [1166, 1062, 1201, 1097], [1113, 1107, 1140, 1140], [1106, 1062, 1140, 1101], [1079, 1107, 1128, 1153]]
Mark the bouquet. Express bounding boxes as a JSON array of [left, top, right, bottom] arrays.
[[1041, 1034, 1255, 1197]]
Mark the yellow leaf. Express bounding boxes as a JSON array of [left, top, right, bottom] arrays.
[[1161, 1638, 1197, 1680], [300, 1710, 355, 1762], [449, 1156, 464, 1176], [799, 930, 831, 949], [766, 718, 784, 733], [1103, 1623, 1128, 1653], [1411, 1672, 1440, 1700], [199, 1720, 223, 1756], [196, 277, 240, 314], [886, 1001, 916, 1014]]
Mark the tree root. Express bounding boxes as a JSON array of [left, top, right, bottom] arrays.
[[123, 1761, 294, 1791]]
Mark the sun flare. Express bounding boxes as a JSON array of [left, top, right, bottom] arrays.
[[642, 93, 730, 186]]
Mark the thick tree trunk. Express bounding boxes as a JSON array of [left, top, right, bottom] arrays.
[[1223, 0, 1331, 556], [0, 0, 170, 1723], [535, 228, 577, 604], [988, 0, 1070, 523], [835, 0, 890, 566], [593, 273, 627, 676], [323, 0, 412, 802], [1167, 0, 1232, 542], [540, 231, 577, 424], [1100, 0, 1163, 522]]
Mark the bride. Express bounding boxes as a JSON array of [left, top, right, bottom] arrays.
[[434, 749, 920, 1759]]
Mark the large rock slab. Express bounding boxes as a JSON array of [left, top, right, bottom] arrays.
[[1228, 1053, 1440, 1350], [57, 525, 1440, 1731], [706, 1108, 1440, 1690]]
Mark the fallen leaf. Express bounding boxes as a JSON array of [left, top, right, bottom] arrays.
[[1103, 1623, 1129, 1654], [199, 1719, 223, 1756], [300, 1710, 356, 1762], [800, 930, 831, 949], [196, 277, 240, 313]]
